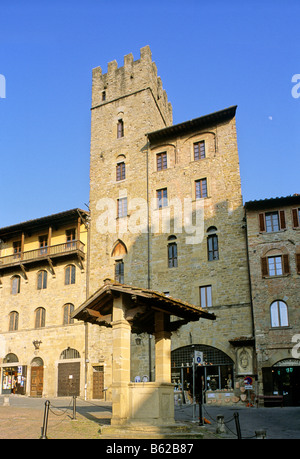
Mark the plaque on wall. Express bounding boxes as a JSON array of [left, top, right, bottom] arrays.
[[236, 347, 253, 375]]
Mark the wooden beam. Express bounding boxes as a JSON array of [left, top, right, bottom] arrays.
[[125, 305, 147, 322], [83, 308, 112, 326]]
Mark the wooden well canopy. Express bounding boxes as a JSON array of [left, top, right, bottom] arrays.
[[72, 279, 216, 334]]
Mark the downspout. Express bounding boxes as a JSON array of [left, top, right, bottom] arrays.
[[146, 134, 152, 381]]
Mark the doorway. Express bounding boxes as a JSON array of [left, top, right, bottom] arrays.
[[93, 366, 104, 399], [30, 358, 44, 397]]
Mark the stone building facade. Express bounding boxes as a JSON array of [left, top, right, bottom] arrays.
[[88, 46, 254, 405], [245, 195, 300, 406], [2, 46, 297, 405], [0, 209, 90, 397]]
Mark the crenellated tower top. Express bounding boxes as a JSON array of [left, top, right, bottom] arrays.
[[91, 45, 173, 127]]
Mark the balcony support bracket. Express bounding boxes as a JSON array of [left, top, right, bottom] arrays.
[[20, 263, 28, 282], [47, 257, 56, 277]]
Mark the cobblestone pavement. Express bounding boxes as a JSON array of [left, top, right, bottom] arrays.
[[0, 395, 299, 440]]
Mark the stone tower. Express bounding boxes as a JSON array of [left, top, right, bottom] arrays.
[[89, 46, 173, 294]]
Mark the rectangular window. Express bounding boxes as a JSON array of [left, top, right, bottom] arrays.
[[157, 152, 167, 171], [259, 210, 286, 232], [194, 141, 205, 160], [157, 188, 168, 208], [207, 234, 219, 261], [268, 256, 283, 276], [262, 254, 290, 277], [115, 260, 124, 283], [39, 235, 48, 255], [117, 197, 127, 218], [200, 285, 212, 308], [11, 276, 20, 295], [117, 119, 124, 138], [168, 242, 178, 268], [13, 241, 21, 259], [195, 178, 207, 199], [116, 162, 126, 181], [66, 229, 76, 248], [292, 208, 300, 228]]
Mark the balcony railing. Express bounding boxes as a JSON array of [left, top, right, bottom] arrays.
[[0, 240, 85, 269]]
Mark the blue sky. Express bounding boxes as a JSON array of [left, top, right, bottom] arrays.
[[0, 0, 299, 227]]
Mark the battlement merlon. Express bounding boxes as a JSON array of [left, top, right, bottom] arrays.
[[91, 45, 173, 126]]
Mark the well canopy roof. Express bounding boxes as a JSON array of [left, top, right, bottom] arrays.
[[72, 280, 216, 334]]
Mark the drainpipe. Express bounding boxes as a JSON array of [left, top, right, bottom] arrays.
[[146, 134, 152, 381]]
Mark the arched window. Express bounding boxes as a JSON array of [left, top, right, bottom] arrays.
[[60, 348, 80, 359], [11, 275, 21, 295], [207, 227, 219, 261], [111, 240, 127, 257], [3, 353, 19, 364], [270, 300, 289, 327], [65, 264, 76, 285], [35, 307, 46, 328], [37, 270, 47, 290], [168, 235, 178, 268], [9, 311, 19, 331], [63, 303, 74, 325]]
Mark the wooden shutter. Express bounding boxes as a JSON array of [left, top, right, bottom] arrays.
[[261, 257, 268, 276], [259, 213, 265, 232], [292, 208, 299, 228], [279, 210, 286, 229], [282, 254, 290, 275], [296, 254, 300, 274]]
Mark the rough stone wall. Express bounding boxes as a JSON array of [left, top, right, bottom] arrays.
[[0, 223, 88, 398], [88, 46, 252, 385], [246, 202, 300, 387]]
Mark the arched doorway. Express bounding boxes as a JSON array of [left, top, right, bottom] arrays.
[[263, 359, 300, 406], [171, 345, 234, 402], [30, 357, 44, 397], [57, 348, 81, 396]]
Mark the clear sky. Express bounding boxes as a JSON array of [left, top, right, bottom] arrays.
[[0, 0, 299, 227]]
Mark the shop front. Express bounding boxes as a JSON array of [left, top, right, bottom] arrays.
[[263, 359, 300, 406], [171, 344, 234, 405], [1, 354, 27, 395]]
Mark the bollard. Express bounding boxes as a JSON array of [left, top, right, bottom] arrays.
[[216, 414, 226, 434], [234, 412, 242, 439], [40, 400, 50, 439], [3, 396, 10, 406], [255, 429, 267, 439], [72, 395, 77, 420]]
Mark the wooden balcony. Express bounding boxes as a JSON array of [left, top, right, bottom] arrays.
[[0, 240, 85, 273]]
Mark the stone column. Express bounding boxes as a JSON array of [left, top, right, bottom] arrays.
[[154, 311, 171, 382], [111, 294, 131, 425]]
